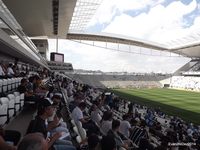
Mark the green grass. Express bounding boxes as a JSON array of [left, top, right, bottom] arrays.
[[112, 88, 200, 125]]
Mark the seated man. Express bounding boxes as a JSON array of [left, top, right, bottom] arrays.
[[7, 63, 15, 78], [80, 134, 100, 150], [26, 98, 76, 150], [17, 133, 48, 150], [71, 102, 99, 136], [129, 120, 149, 146], [33, 76, 48, 98], [101, 135, 116, 150], [71, 102, 90, 124], [18, 78, 38, 105], [0, 135, 16, 150], [48, 94, 71, 140], [107, 120, 130, 150], [18, 78, 28, 94], [0, 62, 6, 79], [119, 114, 132, 138], [0, 126, 21, 146]]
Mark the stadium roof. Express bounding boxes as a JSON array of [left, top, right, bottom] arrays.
[[2, 0, 200, 58]]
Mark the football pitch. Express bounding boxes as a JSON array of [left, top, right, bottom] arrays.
[[112, 88, 200, 125]]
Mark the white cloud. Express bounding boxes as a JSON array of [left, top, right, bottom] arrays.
[[88, 0, 165, 27], [103, 0, 198, 43]]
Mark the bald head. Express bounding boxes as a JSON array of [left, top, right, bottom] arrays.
[[17, 133, 48, 150]]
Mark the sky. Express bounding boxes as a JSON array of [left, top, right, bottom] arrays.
[[48, 0, 200, 73]]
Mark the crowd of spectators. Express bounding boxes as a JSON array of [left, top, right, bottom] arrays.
[[171, 76, 200, 91], [0, 72, 200, 150], [62, 75, 200, 150]]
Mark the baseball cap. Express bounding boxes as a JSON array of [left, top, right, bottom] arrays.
[[38, 98, 56, 108]]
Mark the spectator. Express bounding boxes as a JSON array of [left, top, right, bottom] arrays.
[[0, 136, 16, 150], [101, 135, 116, 150], [72, 102, 99, 136], [100, 111, 113, 135], [119, 114, 132, 138], [107, 119, 130, 150], [26, 76, 36, 93], [80, 134, 100, 150], [33, 76, 48, 98], [71, 102, 89, 124], [18, 78, 28, 94], [138, 138, 154, 150], [0, 126, 21, 146], [129, 120, 149, 146], [0, 62, 6, 78], [26, 98, 75, 150], [17, 133, 48, 150], [90, 104, 102, 126], [128, 102, 134, 114], [7, 63, 15, 77], [88, 134, 100, 150], [18, 78, 39, 105]]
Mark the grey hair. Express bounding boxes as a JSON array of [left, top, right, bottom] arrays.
[[17, 133, 46, 150]]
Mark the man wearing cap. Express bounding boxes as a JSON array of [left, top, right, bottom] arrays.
[[27, 98, 59, 145], [48, 94, 71, 140], [26, 98, 76, 150]]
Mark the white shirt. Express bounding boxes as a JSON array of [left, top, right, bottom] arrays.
[[48, 110, 56, 122], [7, 67, 14, 75], [119, 120, 131, 137], [0, 66, 5, 76], [71, 106, 83, 123], [100, 120, 112, 135], [91, 110, 102, 125]]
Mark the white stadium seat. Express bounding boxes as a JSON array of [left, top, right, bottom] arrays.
[[16, 78, 22, 88], [76, 135, 82, 144], [15, 95, 20, 112], [0, 97, 15, 120], [76, 121, 87, 140], [20, 93, 25, 108], [14, 92, 20, 97], [73, 126, 80, 136], [6, 95, 15, 117], [11, 78, 16, 90], [7, 93, 21, 113], [0, 79, 2, 93], [13, 93, 21, 112], [7, 79, 12, 91], [2, 79, 8, 93], [70, 119, 76, 127], [15, 78, 19, 88], [0, 102, 8, 125]]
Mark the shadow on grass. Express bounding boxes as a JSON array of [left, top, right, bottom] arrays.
[[112, 90, 200, 125]]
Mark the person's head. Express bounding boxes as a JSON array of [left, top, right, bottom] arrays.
[[101, 135, 116, 150], [8, 63, 13, 68], [88, 134, 100, 150], [17, 133, 48, 150], [91, 104, 97, 111], [35, 76, 42, 85], [112, 119, 120, 131], [52, 94, 62, 105], [28, 76, 35, 83], [140, 119, 146, 128], [139, 138, 154, 150], [122, 114, 129, 120], [102, 111, 113, 121], [78, 102, 86, 111], [37, 98, 56, 117], [21, 78, 28, 86], [93, 100, 101, 108]]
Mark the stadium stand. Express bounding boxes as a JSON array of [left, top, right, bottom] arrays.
[[66, 73, 170, 89]]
